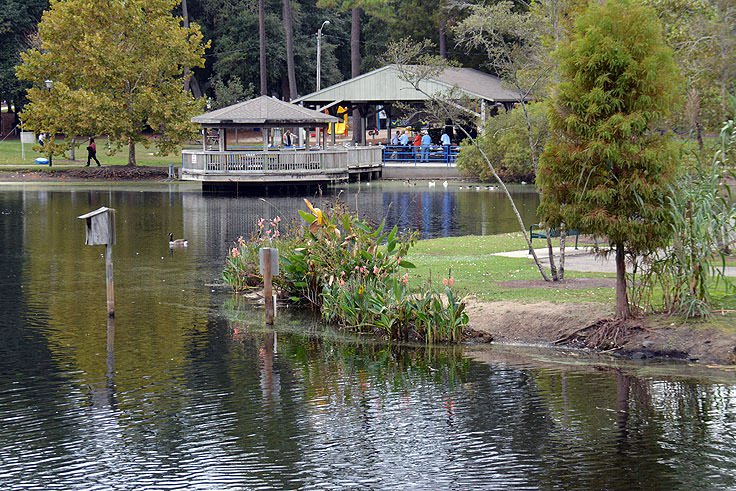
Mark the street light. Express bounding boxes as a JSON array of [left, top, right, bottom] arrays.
[[316, 20, 330, 91]]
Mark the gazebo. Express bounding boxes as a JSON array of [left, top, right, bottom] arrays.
[[181, 96, 383, 191], [192, 95, 340, 150]]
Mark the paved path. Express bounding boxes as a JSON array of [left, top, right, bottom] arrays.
[[495, 246, 736, 277]]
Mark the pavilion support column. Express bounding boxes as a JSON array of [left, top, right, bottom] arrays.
[[480, 100, 487, 134], [202, 129, 206, 151], [262, 128, 268, 150], [305, 127, 310, 149], [322, 126, 327, 148], [219, 128, 225, 152], [360, 105, 367, 146], [385, 104, 392, 145], [331, 123, 336, 146]]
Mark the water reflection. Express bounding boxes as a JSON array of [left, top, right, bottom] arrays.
[[1, 184, 735, 489]]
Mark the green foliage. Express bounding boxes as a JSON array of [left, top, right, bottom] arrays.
[[321, 275, 467, 343], [0, 0, 46, 112], [211, 75, 255, 109], [223, 216, 298, 292], [223, 200, 470, 343], [632, 122, 736, 318], [456, 103, 548, 182], [538, 0, 682, 254], [16, 0, 208, 165]]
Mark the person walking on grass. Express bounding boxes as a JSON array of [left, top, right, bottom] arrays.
[[86, 137, 100, 166]]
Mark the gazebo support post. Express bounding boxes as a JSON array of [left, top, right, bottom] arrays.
[[262, 128, 268, 151], [201, 129, 206, 151], [219, 128, 225, 152], [331, 123, 335, 146]]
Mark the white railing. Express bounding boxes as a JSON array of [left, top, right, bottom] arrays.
[[182, 147, 382, 175]]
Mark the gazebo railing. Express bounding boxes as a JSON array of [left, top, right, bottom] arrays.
[[183, 150, 350, 174]]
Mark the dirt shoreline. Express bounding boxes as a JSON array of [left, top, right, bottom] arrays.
[[0, 166, 170, 181], [466, 299, 736, 366]]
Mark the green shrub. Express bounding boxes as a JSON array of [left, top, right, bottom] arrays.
[[456, 103, 548, 182], [320, 274, 467, 343], [223, 199, 470, 343]]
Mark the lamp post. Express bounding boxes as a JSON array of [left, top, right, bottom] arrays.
[[316, 20, 330, 91]]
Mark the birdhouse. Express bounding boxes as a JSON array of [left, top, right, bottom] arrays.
[[77, 207, 116, 246]]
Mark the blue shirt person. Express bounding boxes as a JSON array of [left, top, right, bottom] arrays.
[[420, 132, 432, 162], [441, 132, 451, 162]]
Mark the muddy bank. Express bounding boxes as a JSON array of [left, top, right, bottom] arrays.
[[0, 166, 170, 181], [466, 299, 736, 365]]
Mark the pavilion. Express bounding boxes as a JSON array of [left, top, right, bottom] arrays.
[[292, 65, 524, 145]]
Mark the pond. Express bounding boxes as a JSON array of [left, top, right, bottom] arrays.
[[1, 181, 735, 489]]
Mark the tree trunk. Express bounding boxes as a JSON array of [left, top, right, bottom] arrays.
[[259, 0, 268, 96], [545, 229, 558, 280], [282, 0, 297, 100], [351, 7, 361, 144], [182, 0, 191, 94], [615, 243, 630, 319], [439, 17, 447, 59], [69, 136, 76, 161], [128, 141, 136, 166], [558, 223, 566, 280]]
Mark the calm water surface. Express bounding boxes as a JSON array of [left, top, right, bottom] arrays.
[[1, 182, 735, 490]]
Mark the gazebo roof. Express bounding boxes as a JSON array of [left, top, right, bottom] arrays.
[[192, 95, 340, 126], [292, 65, 523, 105]]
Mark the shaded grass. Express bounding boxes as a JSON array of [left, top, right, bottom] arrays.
[[0, 138, 180, 166], [406, 233, 616, 304]]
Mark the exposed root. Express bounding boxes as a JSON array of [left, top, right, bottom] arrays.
[[554, 318, 648, 350]]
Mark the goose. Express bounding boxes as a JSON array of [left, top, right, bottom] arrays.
[[428, 181, 436, 187], [169, 232, 188, 247], [442, 180, 448, 188]]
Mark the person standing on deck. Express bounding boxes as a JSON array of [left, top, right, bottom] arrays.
[[86, 137, 100, 166], [441, 130, 451, 162], [420, 131, 432, 162]]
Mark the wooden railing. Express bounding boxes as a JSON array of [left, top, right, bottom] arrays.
[[182, 147, 381, 176]]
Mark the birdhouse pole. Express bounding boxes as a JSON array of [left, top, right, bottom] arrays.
[[105, 241, 115, 317], [78, 207, 116, 318]]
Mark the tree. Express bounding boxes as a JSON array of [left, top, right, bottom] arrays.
[[17, 0, 208, 166], [259, 0, 268, 95], [0, 0, 47, 118], [453, 0, 578, 280], [537, 0, 683, 318], [282, 0, 298, 99], [386, 39, 555, 282]]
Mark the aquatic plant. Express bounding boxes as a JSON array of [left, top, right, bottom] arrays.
[[223, 199, 470, 343]]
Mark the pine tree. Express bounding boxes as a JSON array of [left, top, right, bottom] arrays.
[[537, 0, 682, 318]]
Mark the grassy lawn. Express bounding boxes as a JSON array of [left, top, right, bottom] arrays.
[[407, 233, 617, 304], [0, 138, 182, 166], [406, 233, 736, 310]]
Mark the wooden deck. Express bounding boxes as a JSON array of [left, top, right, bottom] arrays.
[[181, 147, 382, 187]]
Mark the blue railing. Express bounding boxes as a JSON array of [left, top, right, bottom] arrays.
[[382, 145, 459, 165]]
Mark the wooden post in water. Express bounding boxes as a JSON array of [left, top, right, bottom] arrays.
[[105, 242, 115, 317], [260, 247, 278, 325], [78, 207, 116, 318]]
